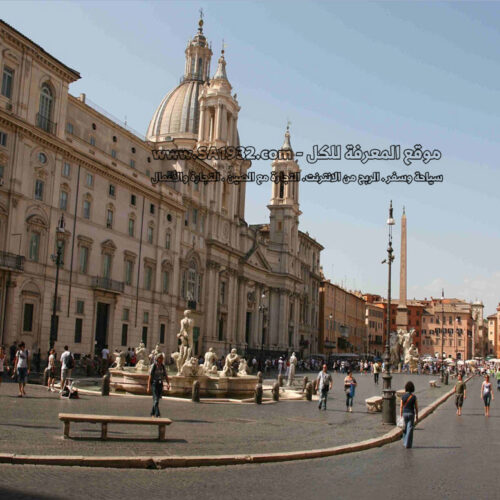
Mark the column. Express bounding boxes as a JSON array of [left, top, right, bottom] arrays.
[[236, 277, 247, 347], [198, 105, 206, 143]]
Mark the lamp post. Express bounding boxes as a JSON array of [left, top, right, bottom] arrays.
[[50, 214, 65, 350], [381, 201, 396, 424]]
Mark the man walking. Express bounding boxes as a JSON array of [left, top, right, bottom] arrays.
[[13, 342, 30, 397], [373, 361, 380, 385], [315, 364, 332, 410], [147, 353, 170, 417], [60, 346, 73, 393], [454, 373, 466, 416], [101, 344, 110, 375]]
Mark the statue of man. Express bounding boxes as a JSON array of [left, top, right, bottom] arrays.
[[222, 348, 240, 377], [177, 310, 194, 371], [287, 352, 298, 386], [203, 347, 218, 375]]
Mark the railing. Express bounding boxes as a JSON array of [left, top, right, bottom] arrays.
[[0, 251, 24, 271], [91, 276, 124, 293], [36, 113, 57, 135]]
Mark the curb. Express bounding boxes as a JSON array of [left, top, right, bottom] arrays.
[[1, 376, 472, 469]]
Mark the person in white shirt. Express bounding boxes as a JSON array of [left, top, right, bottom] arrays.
[[101, 345, 110, 375], [47, 348, 56, 392], [13, 342, 30, 397], [60, 346, 72, 392]]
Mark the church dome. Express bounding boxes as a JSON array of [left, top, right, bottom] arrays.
[[146, 80, 202, 142]]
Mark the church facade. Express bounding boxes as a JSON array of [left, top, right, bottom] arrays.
[[0, 18, 323, 361]]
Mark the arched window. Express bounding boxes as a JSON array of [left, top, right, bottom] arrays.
[[182, 259, 202, 302], [38, 83, 53, 132]]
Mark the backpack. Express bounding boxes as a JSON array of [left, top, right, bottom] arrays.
[[66, 352, 75, 370]]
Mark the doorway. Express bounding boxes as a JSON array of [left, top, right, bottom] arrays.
[[95, 302, 109, 355]]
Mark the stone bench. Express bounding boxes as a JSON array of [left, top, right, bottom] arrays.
[[429, 380, 438, 387], [365, 396, 383, 413], [58, 413, 172, 440]]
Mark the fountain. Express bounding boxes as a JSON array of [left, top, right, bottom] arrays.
[[110, 310, 258, 397]]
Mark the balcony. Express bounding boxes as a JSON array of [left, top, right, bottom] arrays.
[[0, 251, 24, 271], [36, 113, 57, 135], [91, 276, 124, 294]]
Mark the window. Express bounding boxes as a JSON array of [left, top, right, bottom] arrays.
[[79, 246, 88, 273], [38, 83, 53, 130], [90, 136, 96, 146], [143, 311, 149, 324], [92, 123, 96, 130], [29, 232, 40, 262], [62, 162, 71, 177], [1, 67, 13, 98], [142, 326, 148, 346], [38, 152, 47, 164], [144, 265, 153, 290], [109, 184, 115, 197], [0, 131, 7, 147], [59, 191, 68, 211], [112, 135, 117, 143], [192, 208, 198, 227], [122, 308, 130, 321], [131, 147, 136, 154], [34, 179, 44, 200], [103, 254, 112, 279], [165, 232, 171, 249], [111, 149, 117, 159], [66, 122, 74, 134], [162, 270, 169, 293], [76, 300, 85, 314], [160, 324, 165, 344], [220, 281, 226, 304], [147, 226, 153, 244], [130, 194, 136, 206], [182, 259, 201, 302], [125, 260, 133, 285], [74, 318, 83, 343], [86, 173, 93, 187], [23, 303, 34, 332], [130, 159, 135, 168], [166, 213, 172, 222], [83, 200, 91, 219], [106, 209, 113, 229], [121, 324, 128, 346], [184, 211, 189, 226], [128, 218, 135, 237]]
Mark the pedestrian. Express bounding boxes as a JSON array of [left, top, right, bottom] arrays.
[[60, 346, 73, 393], [400, 381, 419, 449], [147, 353, 170, 418], [481, 374, 494, 417], [12, 342, 30, 397], [344, 370, 357, 412], [315, 364, 332, 410], [454, 373, 466, 416], [373, 361, 380, 385], [101, 344, 110, 374], [0, 346, 8, 387], [9, 341, 17, 365], [47, 348, 56, 392], [278, 357, 284, 375]]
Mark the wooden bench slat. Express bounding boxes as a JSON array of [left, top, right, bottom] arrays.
[[58, 413, 172, 425]]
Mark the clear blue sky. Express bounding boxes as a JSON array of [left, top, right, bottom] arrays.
[[3, 1, 500, 314]]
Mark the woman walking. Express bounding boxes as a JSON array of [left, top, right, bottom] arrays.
[[12, 342, 30, 397], [344, 370, 357, 412], [400, 381, 419, 448], [47, 348, 56, 392], [481, 374, 494, 417], [147, 353, 170, 418]]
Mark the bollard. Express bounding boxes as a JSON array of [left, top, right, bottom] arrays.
[[254, 383, 263, 404], [305, 381, 313, 401], [278, 374, 284, 387], [43, 367, 50, 387], [101, 372, 110, 396], [272, 382, 280, 401], [444, 371, 449, 385], [257, 371, 263, 384], [302, 376, 309, 393], [192, 380, 200, 402]]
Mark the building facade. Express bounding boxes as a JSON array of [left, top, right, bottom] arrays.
[[0, 19, 322, 360]]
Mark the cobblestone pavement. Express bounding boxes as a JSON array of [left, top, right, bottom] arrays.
[[0, 377, 496, 500], [0, 373, 449, 457]]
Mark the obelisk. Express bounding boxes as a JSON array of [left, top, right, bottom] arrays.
[[396, 207, 408, 329]]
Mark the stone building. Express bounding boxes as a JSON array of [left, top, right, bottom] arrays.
[[0, 18, 322, 360]]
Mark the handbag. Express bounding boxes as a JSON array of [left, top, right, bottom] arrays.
[[397, 416, 405, 428]]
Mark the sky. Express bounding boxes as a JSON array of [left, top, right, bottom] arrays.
[[3, 1, 500, 314]]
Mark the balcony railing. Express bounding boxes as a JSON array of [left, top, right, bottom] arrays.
[[0, 251, 24, 271], [91, 276, 124, 293], [36, 113, 57, 135]]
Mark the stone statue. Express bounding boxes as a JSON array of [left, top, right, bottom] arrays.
[[221, 348, 240, 377], [179, 356, 204, 377], [134, 342, 150, 372], [238, 358, 250, 376], [113, 349, 126, 370], [176, 310, 194, 375], [149, 344, 162, 363], [203, 347, 218, 375], [389, 331, 403, 368], [287, 352, 298, 386], [405, 343, 419, 374], [401, 329, 415, 368]]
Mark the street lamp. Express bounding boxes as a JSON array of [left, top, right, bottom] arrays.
[[381, 201, 396, 424], [50, 214, 65, 350]]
